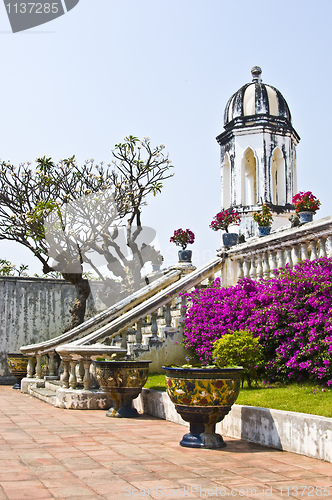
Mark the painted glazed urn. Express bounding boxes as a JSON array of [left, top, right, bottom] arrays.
[[93, 360, 151, 418], [7, 353, 29, 389], [299, 211, 314, 223], [163, 366, 243, 449]]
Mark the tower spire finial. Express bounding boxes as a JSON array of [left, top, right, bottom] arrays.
[[251, 66, 262, 82]]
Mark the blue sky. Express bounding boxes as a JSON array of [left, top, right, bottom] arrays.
[[1, 0, 332, 274]]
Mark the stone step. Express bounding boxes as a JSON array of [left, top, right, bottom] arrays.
[[45, 380, 62, 391], [28, 386, 56, 406]]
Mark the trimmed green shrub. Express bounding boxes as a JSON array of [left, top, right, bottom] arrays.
[[212, 329, 263, 387]]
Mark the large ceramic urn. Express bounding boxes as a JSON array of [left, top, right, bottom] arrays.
[[163, 366, 243, 449], [7, 353, 29, 389], [93, 360, 151, 418]]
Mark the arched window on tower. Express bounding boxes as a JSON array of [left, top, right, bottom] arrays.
[[222, 152, 231, 209], [271, 148, 286, 206], [241, 148, 257, 206]]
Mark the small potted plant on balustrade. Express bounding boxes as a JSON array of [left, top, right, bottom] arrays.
[[292, 191, 321, 224], [170, 228, 195, 263], [209, 208, 241, 247], [253, 204, 273, 237]]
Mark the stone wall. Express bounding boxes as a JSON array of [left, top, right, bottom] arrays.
[[0, 277, 104, 382]]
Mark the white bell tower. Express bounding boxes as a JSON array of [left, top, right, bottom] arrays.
[[216, 67, 300, 238]]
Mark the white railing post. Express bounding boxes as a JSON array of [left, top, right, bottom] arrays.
[[48, 352, 55, 377], [69, 360, 77, 389], [249, 255, 256, 279], [27, 355, 35, 378], [61, 358, 70, 388], [310, 239, 318, 261], [83, 358, 91, 390], [301, 242, 309, 261], [319, 237, 327, 258], [35, 354, 42, 379], [243, 257, 250, 278], [263, 251, 270, 278], [256, 253, 263, 279], [277, 248, 285, 269]]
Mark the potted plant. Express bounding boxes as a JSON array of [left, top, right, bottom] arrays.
[[163, 364, 243, 449], [170, 228, 195, 263], [253, 204, 273, 236], [209, 209, 241, 247], [93, 359, 151, 418], [292, 191, 321, 223]]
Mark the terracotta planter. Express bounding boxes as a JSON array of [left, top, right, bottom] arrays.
[[7, 353, 29, 389], [93, 360, 151, 418], [163, 366, 243, 448]]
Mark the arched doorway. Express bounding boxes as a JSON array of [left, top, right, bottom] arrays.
[[271, 148, 286, 205]]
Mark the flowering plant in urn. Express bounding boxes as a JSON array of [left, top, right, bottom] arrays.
[[170, 228, 195, 250], [252, 204, 273, 227], [292, 191, 321, 214], [209, 209, 241, 233], [170, 228, 195, 263]]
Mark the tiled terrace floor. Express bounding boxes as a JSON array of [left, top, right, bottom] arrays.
[[0, 386, 332, 500]]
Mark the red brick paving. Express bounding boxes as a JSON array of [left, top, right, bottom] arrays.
[[0, 386, 332, 499]]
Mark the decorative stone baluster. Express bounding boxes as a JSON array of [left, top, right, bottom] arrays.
[[121, 329, 128, 350], [270, 251, 277, 272], [277, 249, 285, 269], [319, 237, 327, 258], [256, 253, 263, 279], [327, 236, 332, 258], [310, 239, 318, 261], [293, 244, 300, 266], [181, 295, 187, 317], [249, 255, 256, 279], [27, 356, 35, 378], [285, 247, 293, 268], [82, 358, 91, 390], [165, 304, 172, 328], [263, 252, 270, 278], [77, 360, 84, 384], [300, 242, 309, 261], [69, 360, 77, 389], [151, 312, 158, 340], [61, 358, 70, 388], [35, 354, 42, 379], [243, 258, 250, 278], [48, 352, 55, 377], [136, 320, 143, 345], [237, 258, 244, 279]]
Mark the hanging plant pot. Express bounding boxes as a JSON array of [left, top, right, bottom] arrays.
[[222, 233, 238, 247], [7, 353, 29, 389], [258, 226, 271, 237], [299, 211, 314, 223], [93, 360, 151, 418], [178, 250, 192, 263], [163, 366, 243, 449]]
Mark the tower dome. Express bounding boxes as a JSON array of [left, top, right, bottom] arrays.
[[224, 67, 292, 127], [216, 67, 300, 239]]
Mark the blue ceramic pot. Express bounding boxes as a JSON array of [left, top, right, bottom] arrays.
[[258, 226, 271, 237], [178, 250, 192, 262], [299, 211, 314, 223], [222, 233, 238, 247]]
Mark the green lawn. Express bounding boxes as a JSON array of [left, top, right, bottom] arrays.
[[144, 374, 332, 418]]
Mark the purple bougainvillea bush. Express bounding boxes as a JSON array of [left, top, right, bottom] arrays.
[[183, 258, 332, 386]]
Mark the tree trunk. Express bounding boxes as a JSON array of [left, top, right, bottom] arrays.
[[62, 273, 91, 332]]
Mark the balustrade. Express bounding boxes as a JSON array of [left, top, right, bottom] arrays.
[[224, 215, 332, 287]]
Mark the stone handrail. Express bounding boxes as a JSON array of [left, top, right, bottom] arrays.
[[63, 255, 224, 347], [220, 215, 332, 285], [20, 269, 182, 357]]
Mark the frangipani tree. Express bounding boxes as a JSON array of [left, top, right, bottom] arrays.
[[0, 136, 174, 330]]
